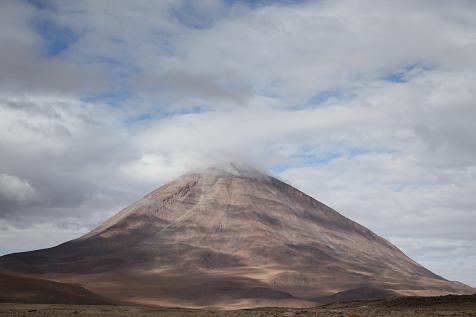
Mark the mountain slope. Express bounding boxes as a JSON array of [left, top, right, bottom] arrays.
[[0, 273, 115, 305], [0, 168, 473, 308]]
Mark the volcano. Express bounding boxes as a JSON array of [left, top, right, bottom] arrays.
[[0, 167, 473, 308]]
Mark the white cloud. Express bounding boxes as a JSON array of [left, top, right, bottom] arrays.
[[160, 0, 476, 105], [0, 174, 35, 204]]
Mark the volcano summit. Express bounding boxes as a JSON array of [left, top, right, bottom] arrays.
[[0, 167, 473, 308]]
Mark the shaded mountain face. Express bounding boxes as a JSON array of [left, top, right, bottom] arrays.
[[0, 168, 473, 308], [0, 273, 115, 305]]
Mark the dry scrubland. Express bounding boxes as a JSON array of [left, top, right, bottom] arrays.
[[1, 295, 476, 317]]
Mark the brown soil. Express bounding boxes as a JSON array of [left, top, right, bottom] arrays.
[[1, 294, 476, 317]]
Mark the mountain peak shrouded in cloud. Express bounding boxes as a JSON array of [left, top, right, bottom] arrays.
[[1, 170, 473, 308], [0, 0, 476, 288], [188, 162, 268, 178]]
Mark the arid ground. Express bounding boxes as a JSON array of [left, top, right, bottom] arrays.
[[1, 294, 475, 317]]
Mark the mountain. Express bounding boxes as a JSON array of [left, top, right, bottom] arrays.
[[0, 167, 473, 308]]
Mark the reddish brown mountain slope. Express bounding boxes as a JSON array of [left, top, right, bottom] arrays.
[[0, 168, 473, 308]]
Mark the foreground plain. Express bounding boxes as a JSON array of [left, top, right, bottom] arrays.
[[1, 294, 476, 317]]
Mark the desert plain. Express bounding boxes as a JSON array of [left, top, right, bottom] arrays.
[[1, 294, 476, 317]]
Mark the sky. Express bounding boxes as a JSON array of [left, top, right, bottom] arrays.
[[0, 0, 475, 287]]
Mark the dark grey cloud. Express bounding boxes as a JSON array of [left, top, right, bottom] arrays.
[[135, 70, 252, 106]]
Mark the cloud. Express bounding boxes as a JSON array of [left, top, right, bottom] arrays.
[[0, 0, 475, 287], [163, 0, 476, 105], [0, 1, 106, 95], [135, 70, 252, 105], [0, 174, 35, 205], [0, 220, 88, 255], [390, 237, 476, 286], [0, 95, 139, 228]]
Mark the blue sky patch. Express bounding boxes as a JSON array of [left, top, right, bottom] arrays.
[[80, 90, 131, 107], [383, 63, 433, 83], [34, 19, 77, 56], [172, 2, 218, 29], [309, 89, 345, 105], [124, 105, 207, 125], [25, 0, 50, 10], [289, 147, 395, 167], [271, 163, 289, 173], [287, 89, 352, 111]]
